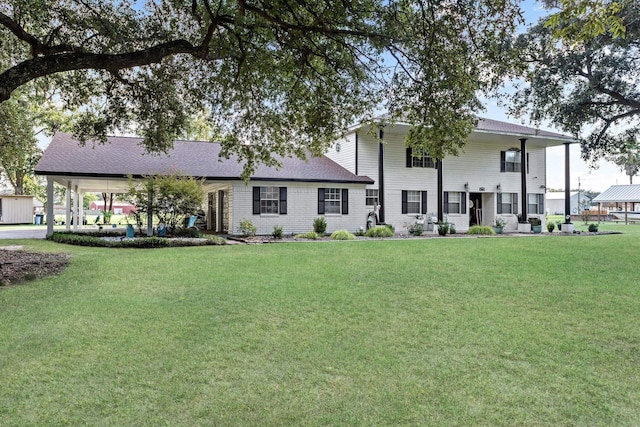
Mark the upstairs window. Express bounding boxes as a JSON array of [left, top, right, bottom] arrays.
[[500, 149, 521, 173], [406, 147, 437, 168]]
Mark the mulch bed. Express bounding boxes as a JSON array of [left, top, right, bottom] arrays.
[[0, 247, 70, 286]]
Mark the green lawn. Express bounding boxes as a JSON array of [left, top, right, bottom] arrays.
[[1, 231, 640, 425]]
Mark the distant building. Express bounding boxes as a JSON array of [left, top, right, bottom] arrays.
[[89, 201, 136, 215], [546, 191, 592, 215]]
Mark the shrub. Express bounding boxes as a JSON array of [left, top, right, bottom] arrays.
[[547, 222, 555, 232], [172, 227, 201, 238], [203, 235, 227, 245], [48, 231, 226, 248], [437, 222, 449, 236], [528, 217, 542, 226], [330, 230, 356, 240], [272, 225, 284, 239], [365, 225, 394, 238], [449, 224, 456, 234], [295, 231, 320, 240], [239, 218, 256, 237], [385, 224, 395, 233], [356, 227, 365, 237], [313, 216, 327, 234], [467, 225, 496, 235], [588, 223, 599, 232], [407, 223, 423, 236]]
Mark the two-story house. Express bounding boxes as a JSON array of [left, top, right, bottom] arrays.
[[36, 118, 574, 236]]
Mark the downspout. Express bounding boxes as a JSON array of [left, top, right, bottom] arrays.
[[520, 138, 527, 220], [355, 132, 359, 176], [378, 127, 385, 224]]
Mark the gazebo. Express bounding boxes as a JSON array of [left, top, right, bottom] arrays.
[[593, 184, 640, 224]]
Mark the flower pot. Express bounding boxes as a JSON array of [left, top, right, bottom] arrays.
[[126, 224, 135, 238], [532, 225, 542, 234], [493, 226, 503, 234]]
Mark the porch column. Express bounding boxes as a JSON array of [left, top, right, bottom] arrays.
[[564, 143, 571, 223], [437, 160, 443, 222], [73, 184, 79, 231], [46, 176, 54, 237], [147, 187, 154, 236], [378, 127, 385, 224], [65, 181, 71, 231], [78, 191, 84, 229], [520, 138, 527, 220]]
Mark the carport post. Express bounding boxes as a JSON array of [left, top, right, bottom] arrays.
[[46, 177, 54, 237], [147, 187, 154, 236]]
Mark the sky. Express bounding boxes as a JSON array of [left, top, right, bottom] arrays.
[[487, 0, 632, 193]]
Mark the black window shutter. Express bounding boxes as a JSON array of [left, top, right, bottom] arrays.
[[500, 151, 506, 172], [461, 193, 467, 214], [318, 188, 325, 214], [513, 193, 518, 215], [279, 187, 287, 215], [406, 147, 413, 168], [497, 193, 503, 214], [444, 191, 449, 214], [539, 194, 544, 213], [401, 190, 408, 214], [421, 191, 427, 214], [252, 187, 260, 215], [526, 152, 530, 174], [341, 189, 349, 215]]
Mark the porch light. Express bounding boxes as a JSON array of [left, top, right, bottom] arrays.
[[464, 182, 469, 190], [496, 184, 501, 193]]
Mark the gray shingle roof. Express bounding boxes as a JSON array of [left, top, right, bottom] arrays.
[[474, 117, 573, 140], [35, 133, 374, 184], [592, 185, 640, 203]]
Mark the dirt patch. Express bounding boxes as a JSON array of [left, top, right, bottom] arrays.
[[0, 247, 70, 286]]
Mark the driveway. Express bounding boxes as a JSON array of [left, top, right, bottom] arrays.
[[0, 228, 47, 239]]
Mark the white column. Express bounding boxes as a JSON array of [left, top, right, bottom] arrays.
[[46, 177, 54, 237], [65, 181, 71, 231], [78, 192, 84, 229], [73, 185, 79, 231]]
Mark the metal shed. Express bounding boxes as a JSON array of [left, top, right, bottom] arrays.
[[593, 185, 640, 224], [0, 195, 35, 224]]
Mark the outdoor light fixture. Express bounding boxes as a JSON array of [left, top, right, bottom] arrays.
[[464, 182, 469, 189], [496, 184, 502, 192]]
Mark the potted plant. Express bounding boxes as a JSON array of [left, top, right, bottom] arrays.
[[493, 216, 506, 234], [529, 217, 542, 234], [546, 221, 555, 233]]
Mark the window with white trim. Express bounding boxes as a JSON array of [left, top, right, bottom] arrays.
[[253, 186, 287, 215], [318, 188, 349, 215], [497, 192, 518, 214], [406, 147, 437, 168], [528, 193, 544, 214], [500, 149, 521, 172], [444, 191, 466, 214], [402, 190, 427, 215], [366, 189, 379, 206]]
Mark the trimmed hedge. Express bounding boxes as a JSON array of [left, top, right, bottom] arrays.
[[48, 232, 225, 248]]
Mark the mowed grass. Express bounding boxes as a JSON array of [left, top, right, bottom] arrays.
[[1, 231, 640, 425]]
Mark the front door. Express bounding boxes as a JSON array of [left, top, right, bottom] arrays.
[[469, 192, 483, 226]]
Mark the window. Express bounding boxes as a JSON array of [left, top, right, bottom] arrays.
[[497, 192, 518, 214], [444, 191, 467, 214], [528, 193, 544, 214], [253, 187, 287, 215], [406, 147, 436, 168], [318, 188, 349, 214], [402, 190, 427, 214], [500, 149, 521, 172], [366, 189, 379, 206]]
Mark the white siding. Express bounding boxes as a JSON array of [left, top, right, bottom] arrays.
[[230, 181, 369, 235], [339, 129, 550, 233], [324, 132, 357, 174]]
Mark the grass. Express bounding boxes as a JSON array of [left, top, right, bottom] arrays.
[[1, 230, 640, 425]]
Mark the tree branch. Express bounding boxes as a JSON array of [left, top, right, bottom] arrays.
[[0, 12, 78, 57]]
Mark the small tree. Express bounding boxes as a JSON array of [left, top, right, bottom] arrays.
[[126, 173, 204, 233]]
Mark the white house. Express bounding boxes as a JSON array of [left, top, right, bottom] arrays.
[[35, 118, 574, 236], [546, 191, 592, 215], [325, 118, 572, 232]]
